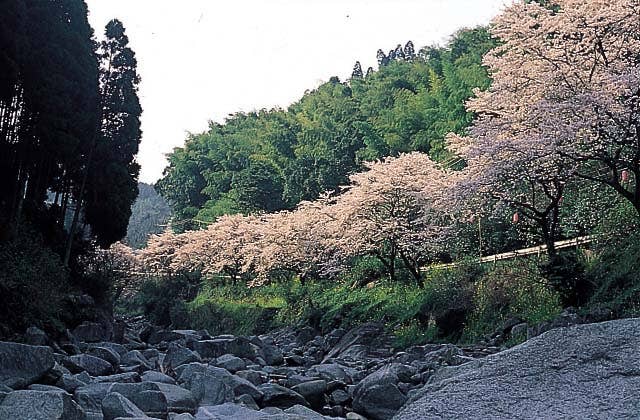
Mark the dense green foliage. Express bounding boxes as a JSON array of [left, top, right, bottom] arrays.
[[127, 257, 564, 348], [157, 29, 497, 229], [126, 183, 171, 248], [0, 1, 142, 336]]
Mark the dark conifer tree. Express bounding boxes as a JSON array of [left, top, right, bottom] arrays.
[[351, 61, 364, 78], [84, 19, 142, 247], [376, 49, 389, 67], [404, 41, 416, 60], [394, 44, 405, 60]]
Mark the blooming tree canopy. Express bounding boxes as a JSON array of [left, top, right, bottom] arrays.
[[449, 0, 640, 255]]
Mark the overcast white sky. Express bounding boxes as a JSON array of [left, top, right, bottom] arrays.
[[85, 0, 511, 183]]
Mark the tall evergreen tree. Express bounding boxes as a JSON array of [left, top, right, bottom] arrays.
[[85, 19, 142, 247], [394, 44, 405, 60], [351, 61, 364, 78], [376, 49, 389, 67], [404, 41, 416, 60]]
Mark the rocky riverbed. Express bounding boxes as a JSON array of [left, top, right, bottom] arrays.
[[0, 317, 638, 419], [0, 319, 492, 420]]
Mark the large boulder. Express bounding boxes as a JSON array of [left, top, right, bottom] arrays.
[[102, 392, 146, 420], [257, 383, 308, 409], [395, 318, 640, 419], [291, 380, 327, 409], [65, 354, 114, 377], [110, 382, 168, 418], [151, 382, 197, 414], [0, 341, 54, 388], [0, 390, 85, 419], [163, 345, 202, 371], [352, 364, 411, 420], [215, 354, 246, 373], [177, 364, 234, 406]]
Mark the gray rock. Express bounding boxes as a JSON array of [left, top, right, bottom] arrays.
[[150, 382, 196, 414], [87, 346, 121, 370], [0, 390, 85, 419], [110, 383, 168, 418], [74, 383, 116, 417], [395, 318, 640, 419], [169, 414, 195, 420], [235, 393, 260, 410], [215, 354, 246, 373], [257, 383, 308, 409], [0, 341, 54, 389], [93, 342, 128, 358], [147, 330, 184, 345], [352, 364, 411, 420], [261, 344, 284, 366], [56, 372, 93, 394], [102, 391, 147, 420], [94, 372, 140, 383], [191, 337, 256, 360], [121, 350, 154, 371], [24, 326, 48, 346], [195, 403, 260, 420], [141, 371, 176, 384], [308, 364, 351, 384], [163, 345, 202, 370], [283, 404, 326, 419], [66, 354, 114, 376], [235, 369, 266, 385], [329, 389, 349, 405], [73, 322, 111, 343], [177, 365, 234, 406], [291, 379, 326, 409]]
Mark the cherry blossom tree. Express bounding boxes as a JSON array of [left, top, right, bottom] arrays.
[[170, 214, 261, 283], [467, 0, 640, 218], [449, 0, 640, 257], [330, 152, 458, 285], [139, 228, 189, 275], [247, 200, 343, 287]]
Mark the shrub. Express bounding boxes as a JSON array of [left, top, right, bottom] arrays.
[[419, 263, 480, 340], [586, 232, 640, 317], [463, 259, 561, 342], [134, 273, 201, 327], [0, 228, 69, 336]]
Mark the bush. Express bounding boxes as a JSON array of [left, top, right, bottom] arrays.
[[418, 263, 480, 340], [0, 228, 69, 336], [134, 273, 201, 327], [463, 259, 561, 342], [586, 232, 640, 317]]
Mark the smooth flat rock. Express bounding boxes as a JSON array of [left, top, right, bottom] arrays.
[[394, 318, 640, 420]]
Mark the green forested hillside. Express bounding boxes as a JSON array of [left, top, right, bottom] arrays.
[[126, 183, 171, 249], [157, 28, 496, 230]]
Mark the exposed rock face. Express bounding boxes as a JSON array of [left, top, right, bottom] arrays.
[[394, 318, 640, 419]]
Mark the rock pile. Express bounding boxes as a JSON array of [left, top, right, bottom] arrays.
[[0, 321, 479, 420]]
